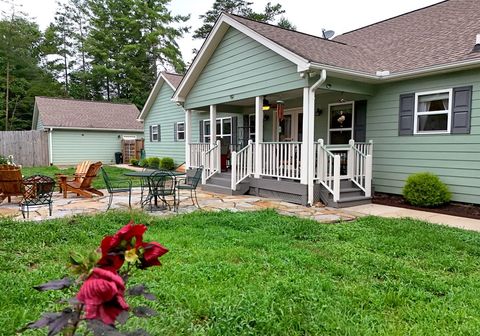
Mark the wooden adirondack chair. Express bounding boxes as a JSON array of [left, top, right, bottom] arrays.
[[57, 160, 92, 192], [0, 165, 23, 203], [62, 161, 104, 198]]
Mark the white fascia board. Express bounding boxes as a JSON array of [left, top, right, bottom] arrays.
[[310, 58, 480, 83], [309, 62, 378, 80], [380, 58, 480, 82], [138, 75, 168, 121], [173, 13, 310, 103], [47, 126, 144, 132], [31, 101, 39, 130]]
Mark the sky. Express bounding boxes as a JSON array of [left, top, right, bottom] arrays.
[[2, 0, 443, 65]]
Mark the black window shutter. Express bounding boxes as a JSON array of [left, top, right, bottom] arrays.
[[231, 116, 238, 148], [149, 125, 153, 142], [399, 93, 415, 135], [157, 124, 161, 142], [199, 120, 204, 142], [174, 123, 178, 142], [243, 115, 249, 145], [451, 86, 472, 134], [354, 100, 367, 142]]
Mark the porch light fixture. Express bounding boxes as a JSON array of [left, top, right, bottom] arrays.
[[262, 97, 271, 111]]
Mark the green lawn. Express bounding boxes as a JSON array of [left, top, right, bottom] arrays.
[[21, 165, 142, 189], [2, 211, 480, 335]]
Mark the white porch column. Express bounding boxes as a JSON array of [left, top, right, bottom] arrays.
[[209, 105, 217, 146], [254, 96, 263, 178], [300, 88, 310, 185], [185, 109, 192, 168], [307, 89, 317, 205]]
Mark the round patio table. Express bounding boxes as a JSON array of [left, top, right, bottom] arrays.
[[124, 170, 186, 210]]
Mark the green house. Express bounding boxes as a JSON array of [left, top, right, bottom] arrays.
[[33, 97, 143, 165], [147, 0, 480, 207]]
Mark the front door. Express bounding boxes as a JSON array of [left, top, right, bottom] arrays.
[[276, 108, 303, 142]]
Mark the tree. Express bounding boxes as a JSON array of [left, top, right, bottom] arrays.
[[0, 12, 63, 130], [193, 0, 295, 40], [84, 0, 189, 106]]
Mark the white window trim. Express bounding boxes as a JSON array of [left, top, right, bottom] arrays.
[[248, 114, 256, 140], [151, 125, 159, 141], [176, 122, 185, 141], [327, 101, 355, 145], [414, 88, 452, 135], [202, 117, 232, 143]]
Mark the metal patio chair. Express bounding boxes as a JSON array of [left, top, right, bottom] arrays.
[[20, 175, 55, 219], [101, 167, 132, 211], [175, 167, 203, 211]]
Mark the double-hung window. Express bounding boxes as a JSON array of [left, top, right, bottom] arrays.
[[176, 122, 185, 141], [202, 117, 232, 144], [151, 125, 159, 141], [414, 89, 452, 134]]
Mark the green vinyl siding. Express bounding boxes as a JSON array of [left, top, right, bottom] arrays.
[[36, 117, 44, 130], [144, 83, 186, 164], [51, 130, 143, 165], [366, 69, 480, 204], [184, 27, 306, 110]]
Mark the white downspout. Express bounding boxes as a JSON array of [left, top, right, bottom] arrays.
[[307, 69, 326, 205], [48, 128, 53, 166]]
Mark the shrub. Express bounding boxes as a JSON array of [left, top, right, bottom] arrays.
[[148, 157, 160, 169], [130, 158, 139, 166], [139, 158, 148, 167], [160, 157, 175, 171], [403, 172, 451, 207]]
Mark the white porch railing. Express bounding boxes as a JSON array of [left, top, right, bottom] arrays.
[[259, 142, 302, 180], [350, 139, 373, 197], [314, 139, 341, 202], [189, 143, 210, 168], [201, 140, 221, 184], [231, 140, 254, 190]]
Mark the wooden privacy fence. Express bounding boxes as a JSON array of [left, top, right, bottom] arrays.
[[0, 131, 49, 167]]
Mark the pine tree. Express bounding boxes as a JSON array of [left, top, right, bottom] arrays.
[[193, 0, 295, 40]]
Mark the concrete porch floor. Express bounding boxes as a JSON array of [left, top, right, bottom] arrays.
[[0, 187, 355, 223]]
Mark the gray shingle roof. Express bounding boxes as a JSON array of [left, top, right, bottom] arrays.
[[35, 97, 143, 130], [227, 0, 480, 75], [162, 72, 183, 89]]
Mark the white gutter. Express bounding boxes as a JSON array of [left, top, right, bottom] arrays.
[[45, 126, 143, 132], [310, 69, 327, 92], [309, 58, 480, 82], [307, 69, 327, 205], [48, 128, 53, 166]]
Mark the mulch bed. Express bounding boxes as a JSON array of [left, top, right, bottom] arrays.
[[373, 193, 480, 220]]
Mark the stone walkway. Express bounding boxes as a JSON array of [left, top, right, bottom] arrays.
[[0, 187, 356, 223]]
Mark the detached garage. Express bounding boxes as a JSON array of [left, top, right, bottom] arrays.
[[32, 97, 143, 165]]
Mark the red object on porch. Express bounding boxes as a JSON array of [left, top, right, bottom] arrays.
[[221, 154, 228, 172], [277, 102, 285, 121]]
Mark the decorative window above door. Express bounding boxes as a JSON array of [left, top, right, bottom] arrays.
[[328, 102, 354, 144]]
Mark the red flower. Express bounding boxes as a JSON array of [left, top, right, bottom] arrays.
[[110, 221, 147, 250], [97, 222, 147, 271], [139, 242, 169, 269], [77, 268, 129, 325]]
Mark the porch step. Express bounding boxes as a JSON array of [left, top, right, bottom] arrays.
[[201, 172, 250, 196], [208, 174, 231, 188], [201, 182, 250, 196], [318, 182, 371, 208]]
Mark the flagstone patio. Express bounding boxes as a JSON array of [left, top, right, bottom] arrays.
[[0, 187, 355, 223]]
